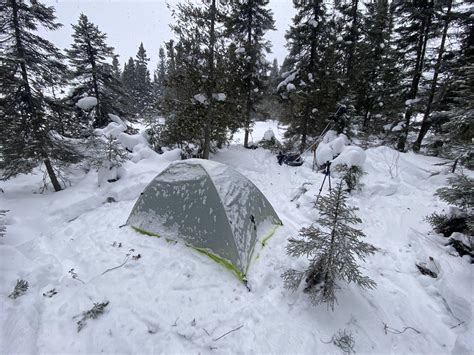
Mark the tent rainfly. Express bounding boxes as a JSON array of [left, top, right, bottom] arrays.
[[127, 159, 282, 282]]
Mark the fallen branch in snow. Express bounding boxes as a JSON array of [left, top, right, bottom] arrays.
[[213, 325, 244, 341], [8, 279, 29, 299], [450, 321, 465, 329], [74, 301, 109, 332], [321, 329, 355, 354], [383, 323, 421, 335]]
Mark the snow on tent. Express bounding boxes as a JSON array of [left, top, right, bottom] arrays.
[[127, 159, 282, 282]]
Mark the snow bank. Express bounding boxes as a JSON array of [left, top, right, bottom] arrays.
[[332, 145, 366, 168], [76, 96, 97, 110], [193, 94, 207, 104], [316, 132, 357, 167], [262, 129, 275, 141], [315, 143, 333, 166], [117, 132, 148, 151], [1, 128, 472, 355], [96, 115, 127, 138]]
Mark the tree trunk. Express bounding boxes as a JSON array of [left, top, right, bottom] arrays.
[[413, 0, 452, 152], [202, 0, 216, 160], [346, 0, 359, 81], [397, 1, 433, 152], [87, 40, 105, 127], [44, 158, 62, 192], [243, 0, 254, 149], [299, 1, 320, 154], [11, 0, 62, 191]]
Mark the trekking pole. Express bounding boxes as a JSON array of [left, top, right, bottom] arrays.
[[301, 122, 332, 157]]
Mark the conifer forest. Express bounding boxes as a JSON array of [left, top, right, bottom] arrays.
[[1, 0, 473, 354]]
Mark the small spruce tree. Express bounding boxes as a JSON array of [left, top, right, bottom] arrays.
[[282, 182, 376, 310]]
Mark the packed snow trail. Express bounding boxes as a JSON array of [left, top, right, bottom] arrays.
[[1, 123, 472, 354]]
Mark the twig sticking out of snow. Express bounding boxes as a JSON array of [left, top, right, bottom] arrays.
[[101, 249, 141, 275], [213, 325, 244, 341], [383, 323, 421, 335], [69, 268, 86, 284], [101, 255, 130, 275]]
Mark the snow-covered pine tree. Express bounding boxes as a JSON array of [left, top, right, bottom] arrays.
[[393, 0, 440, 151], [134, 42, 153, 116], [121, 56, 136, 113], [279, 0, 342, 153], [162, 0, 236, 158], [413, 0, 456, 152], [0, 0, 79, 191], [66, 14, 123, 127], [334, 0, 362, 86], [153, 46, 167, 105], [111, 55, 121, 81], [282, 182, 376, 310], [353, 0, 402, 133], [225, 0, 275, 148], [434, 7, 473, 150]]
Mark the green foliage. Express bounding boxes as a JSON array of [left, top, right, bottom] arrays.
[[8, 279, 29, 299], [425, 212, 449, 234], [282, 182, 376, 310], [332, 329, 355, 355], [0, 0, 77, 190], [435, 173, 473, 211], [66, 14, 125, 127], [85, 134, 128, 172], [336, 165, 364, 193], [225, 0, 275, 147], [278, 0, 343, 152], [75, 301, 109, 332], [160, 1, 240, 156]]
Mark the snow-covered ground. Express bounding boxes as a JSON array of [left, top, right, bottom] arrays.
[[1, 122, 472, 354]]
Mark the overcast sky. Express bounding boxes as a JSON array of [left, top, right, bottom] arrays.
[[42, 0, 295, 71]]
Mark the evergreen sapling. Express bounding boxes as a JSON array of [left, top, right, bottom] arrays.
[[282, 182, 376, 310]]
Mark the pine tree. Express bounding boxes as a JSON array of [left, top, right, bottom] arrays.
[[394, 0, 439, 151], [66, 14, 123, 127], [0, 0, 79, 191], [279, 1, 343, 152], [413, 0, 456, 151], [434, 7, 473, 148], [353, 0, 402, 133], [121, 56, 136, 113], [282, 182, 376, 310], [153, 46, 167, 105], [334, 0, 362, 85], [226, 0, 275, 148], [111, 55, 121, 81], [162, 0, 236, 158], [268, 58, 280, 92], [134, 42, 153, 116]]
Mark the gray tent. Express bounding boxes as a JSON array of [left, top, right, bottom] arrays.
[[127, 159, 282, 282]]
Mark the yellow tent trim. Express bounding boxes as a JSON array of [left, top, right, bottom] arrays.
[[129, 222, 282, 284]]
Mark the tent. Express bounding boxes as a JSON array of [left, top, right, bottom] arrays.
[[127, 159, 282, 282]]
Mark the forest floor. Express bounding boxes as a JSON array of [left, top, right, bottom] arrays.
[[0, 120, 472, 354]]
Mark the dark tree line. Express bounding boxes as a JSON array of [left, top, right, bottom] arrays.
[[1, 0, 472, 191]]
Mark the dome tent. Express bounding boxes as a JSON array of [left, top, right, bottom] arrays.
[[127, 159, 282, 282]]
